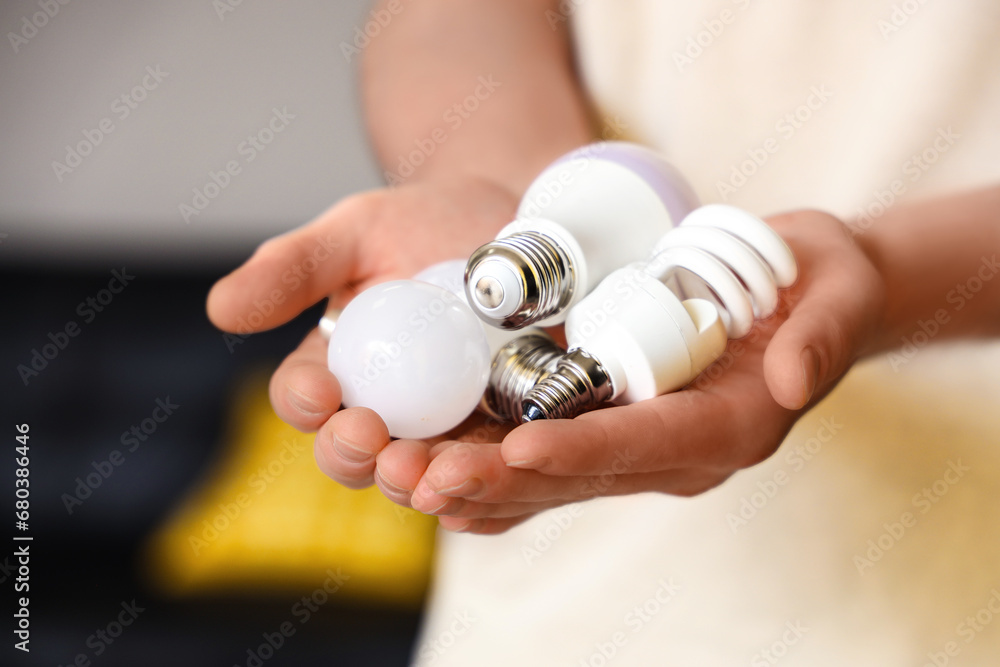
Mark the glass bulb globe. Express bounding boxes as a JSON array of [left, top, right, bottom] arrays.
[[412, 258, 467, 294], [328, 280, 491, 439], [414, 259, 525, 354]]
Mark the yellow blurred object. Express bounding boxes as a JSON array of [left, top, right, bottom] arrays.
[[147, 371, 437, 607]]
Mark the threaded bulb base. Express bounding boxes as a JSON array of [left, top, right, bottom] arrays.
[[466, 230, 575, 329], [521, 348, 615, 421], [481, 334, 565, 423]]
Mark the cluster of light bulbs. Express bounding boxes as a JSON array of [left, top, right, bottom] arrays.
[[323, 142, 797, 439]]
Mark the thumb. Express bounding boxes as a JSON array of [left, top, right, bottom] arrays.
[[206, 197, 365, 333], [763, 293, 850, 411], [762, 216, 885, 410]]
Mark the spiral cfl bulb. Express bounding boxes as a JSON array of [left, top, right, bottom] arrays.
[[521, 348, 614, 422], [465, 142, 699, 329], [480, 333, 565, 423], [522, 205, 798, 422]]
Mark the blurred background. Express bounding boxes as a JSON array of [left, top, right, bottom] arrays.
[[2, 1, 437, 665]]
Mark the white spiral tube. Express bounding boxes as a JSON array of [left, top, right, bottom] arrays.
[[522, 204, 798, 421], [645, 204, 797, 338]]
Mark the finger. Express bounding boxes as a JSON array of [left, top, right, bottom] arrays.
[[438, 515, 535, 535], [500, 388, 749, 476], [435, 467, 730, 533], [373, 439, 433, 506], [207, 194, 371, 333], [412, 489, 559, 519], [446, 411, 516, 444], [413, 441, 584, 505], [413, 440, 736, 509], [763, 212, 885, 409], [313, 407, 391, 490], [375, 439, 481, 507], [269, 329, 341, 432]]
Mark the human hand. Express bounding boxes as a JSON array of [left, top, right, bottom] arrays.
[[206, 175, 520, 488], [374, 210, 887, 534]]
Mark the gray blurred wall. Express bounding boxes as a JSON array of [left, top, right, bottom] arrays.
[[0, 0, 382, 267]]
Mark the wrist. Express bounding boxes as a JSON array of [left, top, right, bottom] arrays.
[[380, 134, 592, 202], [847, 185, 1000, 353], [849, 223, 895, 355]]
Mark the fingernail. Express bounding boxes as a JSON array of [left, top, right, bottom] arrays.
[[374, 469, 409, 496], [436, 477, 484, 498], [452, 519, 482, 533], [425, 499, 450, 515], [424, 497, 465, 516], [800, 346, 820, 405], [506, 456, 551, 470], [333, 433, 373, 464], [434, 498, 465, 516], [287, 389, 326, 416]]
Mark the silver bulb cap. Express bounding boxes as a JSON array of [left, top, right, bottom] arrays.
[[521, 348, 615, 421], [465, 231, 576, 330], [480, 334, 565, 423]]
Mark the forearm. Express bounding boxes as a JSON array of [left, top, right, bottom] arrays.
[[853, 184, 1000, 354], [361, 0, 593, 196]]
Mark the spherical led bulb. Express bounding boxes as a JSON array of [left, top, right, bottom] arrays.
[[328, 280, 491, 439], [415, 259, 526, 354], [412, 259, 467, 295]]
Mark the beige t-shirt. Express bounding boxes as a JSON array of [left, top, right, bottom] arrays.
[[416, 2, 1000, 664]]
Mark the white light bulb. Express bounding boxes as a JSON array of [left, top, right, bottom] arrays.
[[537, 266, 728, 411], [647, 203, 798, 337], [411, 258, 468, 294], [522, 205, 797, 421], [328, 279, 491, 439], [414, 259, 528, 355], [413, 260, 564, 423], [465, 141, 700, 329]]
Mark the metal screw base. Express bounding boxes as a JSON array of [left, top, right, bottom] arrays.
[[466, 231, 575, 329], [480, 334, 565, 423], [521, 348, 615, 421]]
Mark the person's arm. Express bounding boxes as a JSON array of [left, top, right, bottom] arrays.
[[856, 185, 1000, 352], [362, 0, 593, 195]]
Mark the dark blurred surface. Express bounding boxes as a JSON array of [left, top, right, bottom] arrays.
[[2, 264, 421, 667]]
